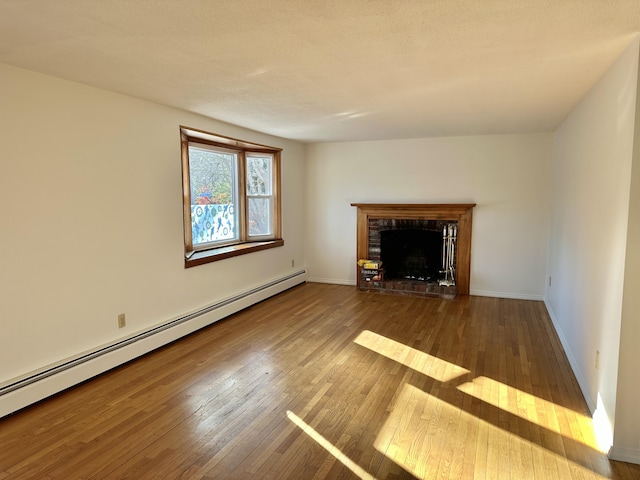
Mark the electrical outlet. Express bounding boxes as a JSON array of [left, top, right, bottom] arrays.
[[595, 350, 600, 370], [549, 276, 552, 287], [118, 313, 126, 329], [291, 259, 295, 268]]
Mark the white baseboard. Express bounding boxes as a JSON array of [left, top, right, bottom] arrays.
[[609, 446, 640, 464], [544, 300, 618, 453], [543, 300, 596, 414], [307, 277, 357, 286], [0, 269, 308, 419], [470, 289, 544, 301], [545, 304, 640, 463]]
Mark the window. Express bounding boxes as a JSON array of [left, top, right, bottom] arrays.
[[180, 126, 283, 267]]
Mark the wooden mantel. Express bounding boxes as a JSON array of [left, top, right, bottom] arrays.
[[351, 203, 476, 295]]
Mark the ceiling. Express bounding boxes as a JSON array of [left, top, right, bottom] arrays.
[[2, 1, 640, 143]]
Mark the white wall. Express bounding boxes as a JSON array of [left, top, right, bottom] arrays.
[[0, 63, 306, 386], [305, 134, 552, 299], [546, 37, 640, 454], [612, 46, 640, 461]]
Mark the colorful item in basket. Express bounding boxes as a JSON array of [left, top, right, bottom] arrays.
[[357, 259, 382, 269]]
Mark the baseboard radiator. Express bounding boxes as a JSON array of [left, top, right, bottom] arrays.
[[0, 269, 308, 418]]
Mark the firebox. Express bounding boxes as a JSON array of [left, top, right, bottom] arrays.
[[380, 226, 444, 281]]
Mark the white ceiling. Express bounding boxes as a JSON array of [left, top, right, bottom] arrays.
[[1, 1, 640, 143]]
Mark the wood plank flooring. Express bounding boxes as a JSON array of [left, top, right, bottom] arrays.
[[1, 283, 639, 479]]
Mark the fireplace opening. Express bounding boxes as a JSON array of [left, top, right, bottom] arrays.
[[381, 229, 442, 281]]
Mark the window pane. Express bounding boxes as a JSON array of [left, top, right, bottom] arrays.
[[246, 155, 272, 196], [188, 145, 238, 245], [248, 197, 272, 236]]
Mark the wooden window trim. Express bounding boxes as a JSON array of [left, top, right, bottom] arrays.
[[181, 126, 283, 268], [185, 239, 285, 268]]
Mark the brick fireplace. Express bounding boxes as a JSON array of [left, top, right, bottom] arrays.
[[351, 203, 475, 297]]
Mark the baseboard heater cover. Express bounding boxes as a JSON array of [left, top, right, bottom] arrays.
[[0, 269, 307, 418]]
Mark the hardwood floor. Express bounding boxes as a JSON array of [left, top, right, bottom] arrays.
[[1, 283, 639, 479]]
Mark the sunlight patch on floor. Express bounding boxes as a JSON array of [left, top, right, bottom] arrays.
[[374, 383, 608, 479], [286, 410, 374, 480], [457, 376, 602, 451], [354, 330, 470, 383]]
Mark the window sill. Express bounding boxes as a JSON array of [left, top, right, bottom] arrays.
[[185, 239, 284, 268]]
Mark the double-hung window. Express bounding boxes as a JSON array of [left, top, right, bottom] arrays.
[[180, 126, 283, 267]]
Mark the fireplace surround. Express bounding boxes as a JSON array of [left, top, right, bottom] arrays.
[[351, 203, 475, 297]]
